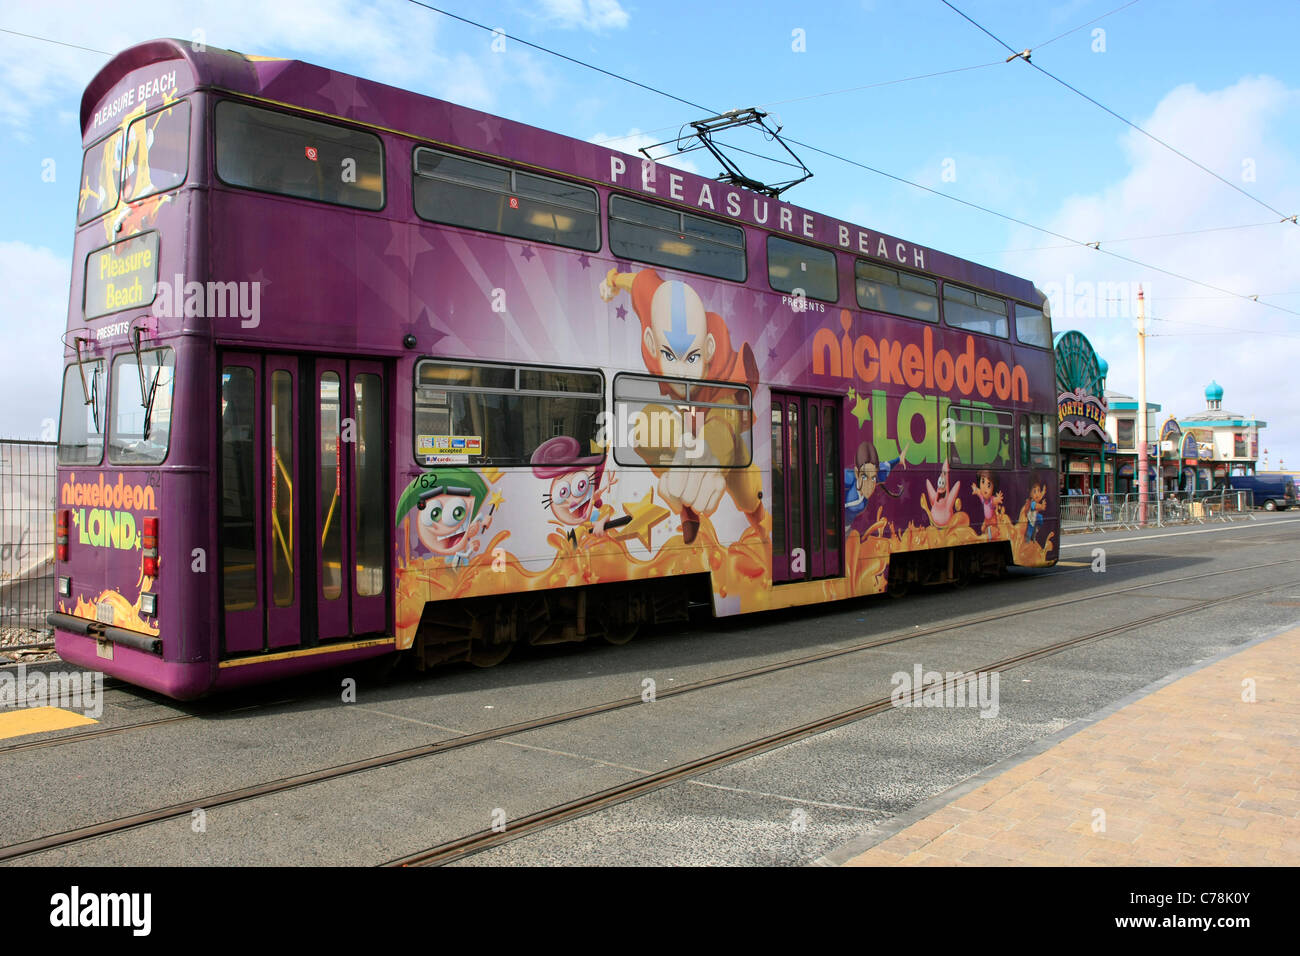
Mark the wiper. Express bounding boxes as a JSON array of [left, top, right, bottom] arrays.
[[72, 336, 101, 432], [131, 326, 164, 441], [89, 364, 101, 434]]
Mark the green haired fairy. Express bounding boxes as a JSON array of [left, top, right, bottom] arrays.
[[395, 467, 494, 567]]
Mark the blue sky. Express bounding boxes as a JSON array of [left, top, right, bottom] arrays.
[[3, 0, 1299, 464]]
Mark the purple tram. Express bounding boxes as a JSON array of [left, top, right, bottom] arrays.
[[53, 39, 1059, 699]]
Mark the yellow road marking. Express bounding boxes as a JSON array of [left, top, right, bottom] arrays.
[[0, 707, 97, 741], [1055, 560, 1089, 567]]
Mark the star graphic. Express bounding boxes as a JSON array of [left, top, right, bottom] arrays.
[[519, 246, 535, 261], [577, 253, 591, 270], [482, 468, 504, 484], [477, 117, 503, 145], [589, 436, 607, 454], [615, 304, 628, 321], [487, 491, 506, 510], [767, 347, 779, 362], [851, 394, 872, 428], [617, 490, 671, 551]]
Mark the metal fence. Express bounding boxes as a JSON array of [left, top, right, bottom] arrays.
[[0, 439, 56, 640], [1060, 489, 1258, 533]]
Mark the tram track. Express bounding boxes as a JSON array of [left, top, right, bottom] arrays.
[[388, 574, 1300, 866], [0, 550, 1215, 759], [1, 556, 1296, 863]]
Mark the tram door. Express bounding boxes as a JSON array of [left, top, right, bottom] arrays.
[[219, 353, 388, 656], [313, 359, 387, 640], [771, 392, 842, 584]]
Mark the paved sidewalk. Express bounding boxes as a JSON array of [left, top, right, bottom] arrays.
[[839, 626, 1300, 866]]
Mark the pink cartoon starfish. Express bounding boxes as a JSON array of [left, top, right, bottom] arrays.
[[923, 460, 962, 528]]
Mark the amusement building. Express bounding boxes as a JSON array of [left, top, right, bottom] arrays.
[[1053, 330, 1266, 497]]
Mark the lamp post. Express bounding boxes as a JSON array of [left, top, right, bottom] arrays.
[[1137, 287, 1149, 525]]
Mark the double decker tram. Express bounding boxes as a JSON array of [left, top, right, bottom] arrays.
[[53, 39, 1059, 699]]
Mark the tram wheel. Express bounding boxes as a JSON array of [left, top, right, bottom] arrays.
[[468, 638, 512, 668], [602, 620, 640, 645], [886, 573, 909, 599]]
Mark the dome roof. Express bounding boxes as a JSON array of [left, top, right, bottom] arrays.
[[1205, 380, 1224, 402], [1097, 357, 1109, 376]]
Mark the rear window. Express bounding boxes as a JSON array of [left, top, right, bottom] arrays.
[[123, 101, 190, 202], [78, 131, 122, 225], [57, 360, 106, 465], [109, 348, 176, 465], [215, 101, 384, 210]]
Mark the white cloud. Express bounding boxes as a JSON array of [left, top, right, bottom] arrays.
[[588, 128, 701, 174], [0, 0, 561, 130], [1005, 75, 1300, 464], [0, 242, 69, 437], [533, 0, 630, 32]]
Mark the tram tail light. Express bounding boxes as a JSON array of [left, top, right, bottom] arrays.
[[143, 516, 159, 578], [56, 510, 69, 562]]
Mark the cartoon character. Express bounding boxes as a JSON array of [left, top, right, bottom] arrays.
[[600, 268, 763, 542], [396, 467, 493, 567], [1024, 482, 1048, 542], [922, 460, 962, 528], [972, 469, 1004, 538], [531, 436, 627, 548], [845, 440, 908, 535]]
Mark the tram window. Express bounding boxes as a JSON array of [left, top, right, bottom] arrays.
[[855, 260, 938, 322], [946, 405, 1012, 469], [78, 131, 122, 225], [943, 284, 1009, 338], [612, 373, 752, 469], [123, 101, 190, 202], [413, 360, 603, 467], [608, 195, 745, 282], [221, 366, 257, 613], [1019, 413, 1056, 468], [413, 148, 600, 252], [109, 348, 175, 465], [215, 101, 384, 210], [57, 361, 106, 465], [767, 236, 837, 302], [1014, 301, 1052, 348]]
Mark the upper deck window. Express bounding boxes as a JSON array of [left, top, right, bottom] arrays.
[[78, 131, 122, 225], [413, 359, 604, 467], [413, 148, 600, 251], [1014, 301, 1052, 348], [855, 260, 938, 322], [109, 348, 175, 465], [608, 195, 745, 281], [58, 360, 106, 465], [943, 283, 1009, 338], [767, 236, 837, 303], [123, 101, 190, 202], [215, 101, 384, 210]]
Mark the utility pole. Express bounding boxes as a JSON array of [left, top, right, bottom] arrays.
[[1137, 286, 1149, 525]]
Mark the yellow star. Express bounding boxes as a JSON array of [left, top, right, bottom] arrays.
[[482, 467, 503, 483], [589, 436, 607, 454], [618, 489, 670, 550], [487, 491, 505, 510]]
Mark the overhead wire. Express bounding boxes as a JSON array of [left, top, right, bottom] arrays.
[[938, 0, 1297, 223], [403, 1, 1300, 320]]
